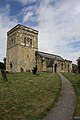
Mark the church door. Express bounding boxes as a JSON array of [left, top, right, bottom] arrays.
[[54, 63, 57, 73]]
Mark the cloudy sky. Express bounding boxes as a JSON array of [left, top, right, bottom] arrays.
[[0, 0, 80, 64]]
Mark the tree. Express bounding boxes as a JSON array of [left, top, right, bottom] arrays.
[[77, 57, 80, 73], [3, 57, 6, 66], [0, 62, 8, 81], [72, 64, 77, 73], [0, 62, 5, 69]]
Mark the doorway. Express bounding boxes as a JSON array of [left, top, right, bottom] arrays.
[[54, 63, 57, 73]]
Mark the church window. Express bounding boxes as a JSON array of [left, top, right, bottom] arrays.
[[11, 38, 13, 43], [9, 37, 16, 45], [27, 37, 32, 46], [10, 62, 12, 69], [61, 63, 63, 70], [24, 36, 32, 46], [24, 37, 26, 45], [27, 37, 30, 42], [14, 40, 15, 44]]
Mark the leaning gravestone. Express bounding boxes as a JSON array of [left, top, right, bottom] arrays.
[[0, 62, 8, 82]]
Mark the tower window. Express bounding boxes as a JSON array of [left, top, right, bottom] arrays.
[[10, 62, 12, 69], [24, 37, 26, 45], [14, 40, 15, 44], [24, 36, 32, 46], [27, 37, 32, 46]]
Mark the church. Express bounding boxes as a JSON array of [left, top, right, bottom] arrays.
[[6, 24, 72, 73]]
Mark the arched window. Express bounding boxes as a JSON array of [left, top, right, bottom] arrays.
[[24, 36, 32, 46], [10, 62, 12, 69], [54, 63, 57, 73], [27, 37, 32, 46], [11, 38, 13, 42], [24, 37, 26, 45], [61, 63, 63, 70]]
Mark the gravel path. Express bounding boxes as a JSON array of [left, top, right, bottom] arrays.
[[42, 73, 76, 120]]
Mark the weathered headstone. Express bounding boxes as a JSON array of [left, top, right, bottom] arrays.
[[1, 69, 8, 82]]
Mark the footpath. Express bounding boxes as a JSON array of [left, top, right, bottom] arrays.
[[42, 73, 76, 120]]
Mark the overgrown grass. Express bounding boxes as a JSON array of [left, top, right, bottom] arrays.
[[63, 73, 80, 116], [0, 72, 61, 120]]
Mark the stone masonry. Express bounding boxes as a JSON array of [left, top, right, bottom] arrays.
[[6, 24, 38, 72], [6, 24, 72, 73]]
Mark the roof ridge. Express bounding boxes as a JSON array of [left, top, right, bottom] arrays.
[[17, 24, 38, 32], [38, 51, 63, 58], [7, 24, 38, 34]]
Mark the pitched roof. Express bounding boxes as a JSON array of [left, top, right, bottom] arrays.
[[38, 51, 64, 61]]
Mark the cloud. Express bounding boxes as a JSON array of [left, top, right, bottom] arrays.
[[19, 0, 36, 4], [1, 0, 80, 64], [7, 0, 37, 5], [21, 3, 38, 26], [18, 0, 80, 64], [0, 4, 18, 62], [32, 0, 80, 64], [23, 11, 33, 23]]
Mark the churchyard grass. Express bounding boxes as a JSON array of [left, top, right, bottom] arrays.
[[63, 73, 80, 116], [0, 72, 61, 120]]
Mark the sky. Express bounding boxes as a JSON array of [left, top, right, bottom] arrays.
[[0, 0, 80, 64]]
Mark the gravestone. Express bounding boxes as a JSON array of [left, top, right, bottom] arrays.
[[1, 69, 8, 82]]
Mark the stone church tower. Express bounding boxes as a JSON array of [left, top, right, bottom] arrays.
[[6, 24, 38, 72], [6, 24, 72, 73]]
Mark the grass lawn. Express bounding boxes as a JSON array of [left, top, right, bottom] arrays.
[[63, 73, 80, 116], [0, 72, 61, 120]]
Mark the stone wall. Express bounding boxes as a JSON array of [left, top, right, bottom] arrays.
[[37, 56, 72, 73], [6, 25, 38, 72]]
